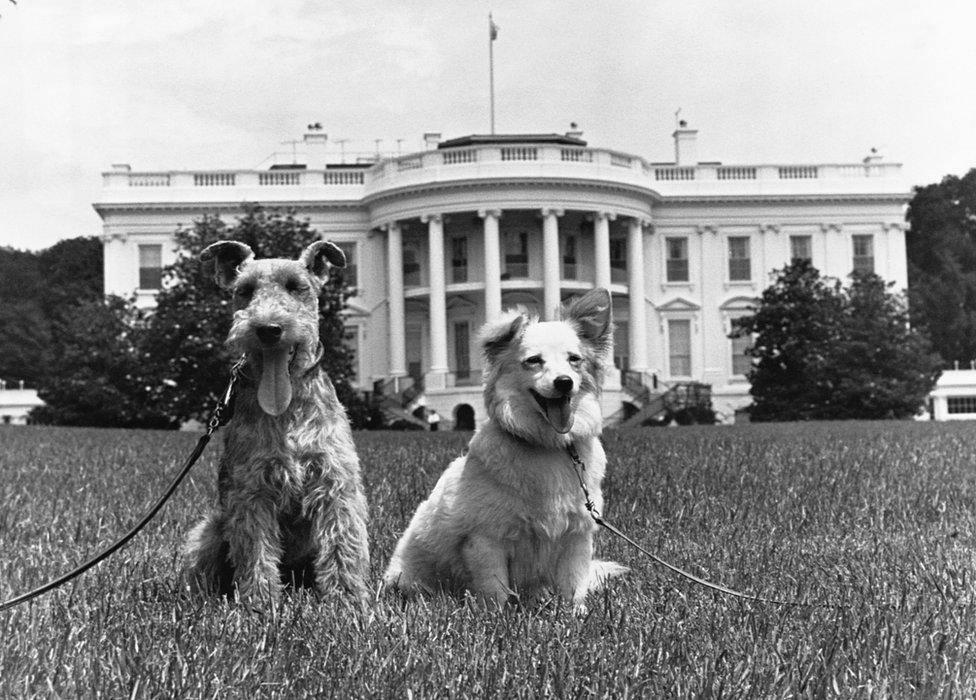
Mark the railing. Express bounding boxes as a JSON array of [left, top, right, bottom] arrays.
[[194, 173, 236, 187], [621, 370, 651, 403], [323, 170, 364, 185], [500, 147, 538, 161], [654, 167, 695, 181], [778, 166, 818, 179], [560, 148, 592, 162], [443, 149, 477, 165], [717, 167, 756, 180], [258, 171, 301, 186], [128, 174, 170, 187], [397, 157, 423, 171], [101, 147, 904, 200]]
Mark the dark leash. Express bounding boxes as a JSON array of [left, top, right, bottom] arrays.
[[0, 355, 246, 614], [566, 443, 841, 609]]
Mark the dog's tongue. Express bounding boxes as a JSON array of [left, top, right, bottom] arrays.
[[545, 397, 574, 434], [257, 347, 292, 416]]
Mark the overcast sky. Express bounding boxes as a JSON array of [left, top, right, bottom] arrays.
[[1, 0, 974, 250]]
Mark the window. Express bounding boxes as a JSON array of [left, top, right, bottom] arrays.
[[610, 238, 627, 283], [334, 242, 357, 290], [503, 231, 529, 278], [454, 321, 471, 383], [852, 235, 874, 273], [451, 236, 468, 283], [614, 321, 629, 372], [138, 244, 162, 290], [344, 325, 360, 385], [730, 331, 752, 376], [947, 396, 976, 414], [668, 319, 691, 377], [727, 237, 751, 281], [790, 235, 812, 264], [666, 237, 689, 282], [562, 235, 577, 280], [403, 244, 421, 287]]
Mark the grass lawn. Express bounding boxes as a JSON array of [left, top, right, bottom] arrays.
[[1, 422, 975, 697]]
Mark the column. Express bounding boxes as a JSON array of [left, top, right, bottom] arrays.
[[385, 222, 406, 378], [541, 208, 563, 320], [479, 209, 502, 322], [594, 211, 614, 290], [423, 214, 449, 387], [627, 218, 649, 373]]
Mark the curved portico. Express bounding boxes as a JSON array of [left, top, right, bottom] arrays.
[[374, 202, 652, 392]]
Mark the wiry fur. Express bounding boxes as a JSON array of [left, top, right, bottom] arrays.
[[383, 288, 626, 611], [183, 240, 370, 603]]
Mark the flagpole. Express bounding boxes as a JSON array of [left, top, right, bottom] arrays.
[[489, 13, 496, 134]]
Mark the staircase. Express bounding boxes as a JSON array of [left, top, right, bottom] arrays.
[[373, 376, 428, 429], [617, 371, 713, 428]]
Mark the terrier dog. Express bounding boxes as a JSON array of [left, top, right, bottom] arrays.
[[183, 239, 370, 602], [383, 288, 626, 611]]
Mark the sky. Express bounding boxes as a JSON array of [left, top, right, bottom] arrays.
[[1, 0, 975, 250]]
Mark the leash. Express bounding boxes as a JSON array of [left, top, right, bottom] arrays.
[[566, 444, 840, 609], [0, 355, 247, 614]]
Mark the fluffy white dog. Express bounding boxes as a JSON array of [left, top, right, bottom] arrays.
[[383, 288, 626, 610]]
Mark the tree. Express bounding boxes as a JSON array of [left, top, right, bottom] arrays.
[[732, 260, 942, 421], [905, 169, 976, 366], [137, 203, 362, 425], [31, 297, 176, 428], [0, 237, 103, 387]]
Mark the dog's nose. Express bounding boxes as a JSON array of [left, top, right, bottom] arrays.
[[256, 324, 283, 345], [553, 375, 574, 395]]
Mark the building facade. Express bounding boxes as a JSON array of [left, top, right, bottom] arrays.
[[94, 126, 910, 426]]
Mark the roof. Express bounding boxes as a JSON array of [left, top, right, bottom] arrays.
[[437, 133, 587, 149]]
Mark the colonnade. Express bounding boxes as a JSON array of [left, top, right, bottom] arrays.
[[382, 208, 650, 389]]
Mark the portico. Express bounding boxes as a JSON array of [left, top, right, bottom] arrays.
[[380, 206, 650, 392]]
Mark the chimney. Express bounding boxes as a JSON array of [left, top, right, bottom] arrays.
[[862, 147, 884, 165], [111, 163, 132, 172], [566, 122, 584, 140], [423, 132, 442, 150], [673, 120, 698, 166]]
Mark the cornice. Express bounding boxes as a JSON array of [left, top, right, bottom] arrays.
[[659, 192, 911, 206], [361, 177, 664, 208], [92, 200, 366, 216]]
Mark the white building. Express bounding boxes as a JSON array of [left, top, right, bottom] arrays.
[[928, 369, 976, 421], [94, 125, 910, 427], [0, 381, 44, 425]]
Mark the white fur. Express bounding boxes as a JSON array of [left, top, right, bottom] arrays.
[[383, 289, 626, 611]]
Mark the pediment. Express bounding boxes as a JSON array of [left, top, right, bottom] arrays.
[[447, 295, 479, 313], [656, 296, 700, 312], [342, 299, 371, 317], [719, 295, 759, 312]]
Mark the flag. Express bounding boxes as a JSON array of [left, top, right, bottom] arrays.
[[489, 15, 498, 41]]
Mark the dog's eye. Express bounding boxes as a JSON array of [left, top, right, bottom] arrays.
[[522, 355, 544, 367], [235, 284, 255, 299], [285, 278, 307, 295], [567, 353, 583, 365]]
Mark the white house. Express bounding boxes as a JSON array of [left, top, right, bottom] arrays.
[[93, 125, 910, 427]]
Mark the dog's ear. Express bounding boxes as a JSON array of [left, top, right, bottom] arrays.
[[300, 240, 346, 281], [563, 288, 613, 353], [479, 310, 527, 360], [201, 241, 254, 289]]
